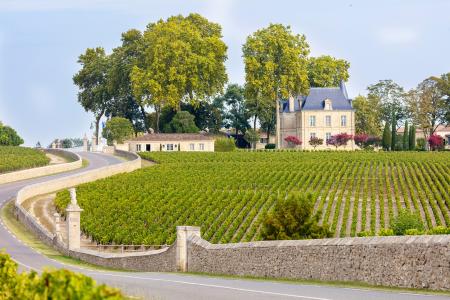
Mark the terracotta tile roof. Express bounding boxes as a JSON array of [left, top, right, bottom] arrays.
[[126, 133, 214, 142]]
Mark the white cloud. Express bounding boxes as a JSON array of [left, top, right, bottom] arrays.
[[376, 26, 419, 45]]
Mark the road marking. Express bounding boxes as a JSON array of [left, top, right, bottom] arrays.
[[84, 272, 332, 300]]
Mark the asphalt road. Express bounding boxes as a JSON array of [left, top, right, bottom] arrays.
[[0, 151, 448, 300]]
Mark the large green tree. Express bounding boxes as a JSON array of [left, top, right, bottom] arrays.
[[352, 95, 382, 135], [435, 73, 450, 124], [406, 77, 448, 140], [107, 29, 147, 133], [131, 13, 228, 132], [214, 84, 249, 135], [367, 80, 406, 124], [308, 55, 350, 87], [164, 111, 199, 133], [243, 24, 310, 148], [73, 47, 112, 143]]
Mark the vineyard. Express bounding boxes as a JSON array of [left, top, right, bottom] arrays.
[[0, 146, 50, 173], [55, 151, 450, 245]]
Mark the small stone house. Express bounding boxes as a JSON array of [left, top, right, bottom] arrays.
[[124, 133, 215, 152], [280, 81, 355, 150]]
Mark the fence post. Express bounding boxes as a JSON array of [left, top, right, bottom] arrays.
[[66, 188, 83, 250], [176, 226, 201, 272]]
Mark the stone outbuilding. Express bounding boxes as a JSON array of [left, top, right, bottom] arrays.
[[123, 133, 215, 152]]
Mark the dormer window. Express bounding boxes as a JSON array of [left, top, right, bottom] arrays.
[[324, 99, 332, 110]]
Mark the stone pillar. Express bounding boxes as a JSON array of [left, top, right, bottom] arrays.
[[66, 188, 83, 250], [51, 142, 56, 149], [176, 226, 201, 272], [53, 212, 62, 242], [83, 134, 88, 152], [288, 95, 295, 113], [91, 135, 97, 152]]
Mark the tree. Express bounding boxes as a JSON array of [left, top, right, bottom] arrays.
[[428, 134, 444, 151], [243, 24, 310, 149], [402, 121, 409, 151], [391, 113, 397, 151], [406, 77, 448, 141], [308, 137, 323, 149], [307, 55, 350, 87], [352, 95, 383, 135], [181, 102, 222, 133], [73, 47, 112, 144], [60, 139, 73, 148], [382, 122, 391, 150], [261, 193, 332, 240], [214, 137, 236, 152], [215, 84, 249, 135], [165, 111, 199, 133], [102, 117, 134, 145], [244, 129, 259, 149], [107, 29, 147, 133], [435, 73, 450, 124], [0, 122, 24, 146], [131, 14, 228, 132], [367, 80, 406, 124], [284, 135, 301, 148], [354, 133, 369, 148], [409, 125, 416, 150], [258, 103, 276, 142], [245, 92, 272, 131]]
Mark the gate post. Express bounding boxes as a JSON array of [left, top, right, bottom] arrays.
[[66, 188, 83, 250], [176, 226, 201, 272]]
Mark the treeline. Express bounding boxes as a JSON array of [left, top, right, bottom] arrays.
[[353, 77, 450, 151], [73, 14, 350, 144]]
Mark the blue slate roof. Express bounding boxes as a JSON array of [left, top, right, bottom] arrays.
[[282, 81, 353, 112]]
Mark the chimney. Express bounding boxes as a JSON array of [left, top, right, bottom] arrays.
[[340, 80, 349, 99], [288, 95, 295, 113]]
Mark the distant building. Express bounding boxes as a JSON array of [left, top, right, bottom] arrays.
[[280, 81, 355, 149], [123, 133, 215, 152]]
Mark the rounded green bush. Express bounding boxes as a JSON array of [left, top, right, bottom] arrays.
[[390, 209, 424, 235]]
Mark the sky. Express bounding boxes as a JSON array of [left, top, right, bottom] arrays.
[[0, 0, 449, 146]]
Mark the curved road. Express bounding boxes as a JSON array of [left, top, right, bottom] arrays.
[[0, 152, 447, 300]]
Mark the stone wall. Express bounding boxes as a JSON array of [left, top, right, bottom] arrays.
[[187, 235, 450, 290], [0, 149, 82, 185]]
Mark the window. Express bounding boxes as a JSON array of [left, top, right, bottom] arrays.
[[199, 143, 205, 151], [260, 138, 268, 144], [341, 115, 347, 127], [326, 132, 331, 141], [309, 115, 316, 127], [136, 144, 141, 152], [189, 143, 195, 151], [325, 115, 331, 127], [146, 144, 151, 152], [166, 144, 174, 151], [310, 132, 316, 139]]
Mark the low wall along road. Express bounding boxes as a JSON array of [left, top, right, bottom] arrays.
[[12, 149, 450, 291], [0, 149, 82, 185]]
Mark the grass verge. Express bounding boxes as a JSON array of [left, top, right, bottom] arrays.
[[0, 200, 126, 272], [181, 272, 450, 296]]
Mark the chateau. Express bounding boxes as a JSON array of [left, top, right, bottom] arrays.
[[280, 81, 355, 150]]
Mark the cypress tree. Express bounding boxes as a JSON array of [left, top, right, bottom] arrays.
[[409, 125, 416, 150], [382, 122, 391, 150], [391, 113, 396, 151], [403, 121, 409, 151]]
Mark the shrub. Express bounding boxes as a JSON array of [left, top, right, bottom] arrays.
[[244, 129, 259, 149], [214, 137, 236, 152], [427, 226, 450, 235], [261, 192, 332, 240], [390, 209, 424, 235], [284, 136, 301, 148], [0, 251, 124, 299], [416, 138, 426, 151], [428, 134, 444, 151], [354, 133, 369, 148], [0, 122, 24, 146], [357, 231, 374, 237], [404, 229, 424, 235], [265, 143, 276, 149], [378, 228, 394, 236], [309, 137, 323, 149]]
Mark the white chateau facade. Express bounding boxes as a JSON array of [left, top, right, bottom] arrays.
[[280, 81, 355, 150]]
